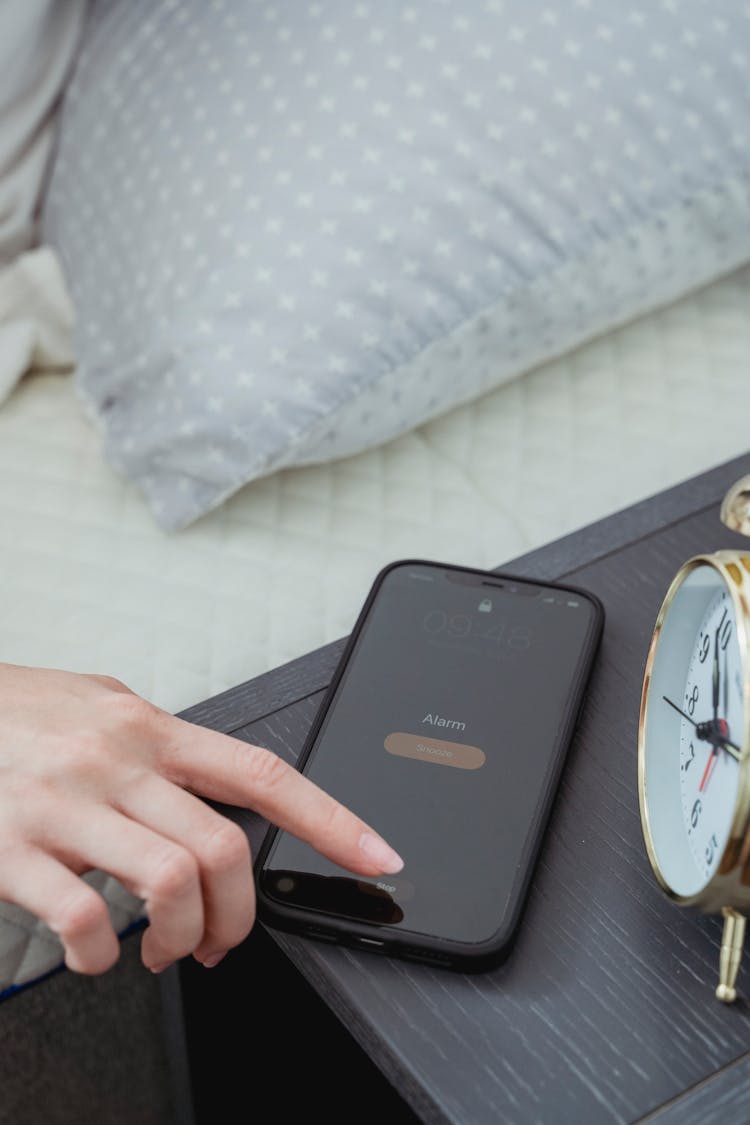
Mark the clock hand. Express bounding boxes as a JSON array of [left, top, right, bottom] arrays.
[[661, 696, 742, 760], [699, 634, 722, 789], [713, 628, 720, 722], [723, 642, 729, 718], [698, 746, 719, 793]]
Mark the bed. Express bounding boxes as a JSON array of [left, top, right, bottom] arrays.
[[4, 263, 750, 721]]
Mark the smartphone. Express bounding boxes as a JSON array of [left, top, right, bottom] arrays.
[[255, 558, 604, 972]]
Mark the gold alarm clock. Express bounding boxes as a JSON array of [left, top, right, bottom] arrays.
[[638, 476, 750, 1003]]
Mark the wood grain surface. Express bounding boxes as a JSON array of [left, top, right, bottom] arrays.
[[181, 451, 750, 1125]]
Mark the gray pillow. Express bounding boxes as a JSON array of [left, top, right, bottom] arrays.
[[43, 0, 750, 531]]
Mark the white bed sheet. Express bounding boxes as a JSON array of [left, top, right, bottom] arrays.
[[1, 263, 749, 990], [3, 264, 749, 716]]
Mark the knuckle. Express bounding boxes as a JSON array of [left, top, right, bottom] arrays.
[[200, 820, 250, 877], [107, 692, 161, 733], [90, 673, 129, 693], [148, 847, 199, 902], [237, 744, 289, 794], [54, 889, 109, 943]]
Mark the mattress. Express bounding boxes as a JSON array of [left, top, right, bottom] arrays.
[[2, 262, 750, 991]]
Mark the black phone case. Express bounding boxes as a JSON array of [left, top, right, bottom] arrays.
[[254, 557, 604, 973]]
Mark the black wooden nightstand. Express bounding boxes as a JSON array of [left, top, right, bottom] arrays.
[[179, 451, 750, 1125]]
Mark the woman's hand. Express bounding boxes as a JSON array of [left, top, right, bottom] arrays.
[[0, 663, 402, 975]]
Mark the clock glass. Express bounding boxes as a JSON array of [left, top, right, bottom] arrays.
[[641, 563, 746, 899]]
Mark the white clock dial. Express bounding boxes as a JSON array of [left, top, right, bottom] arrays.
[[641, 562, 747, 899], [678, 587, 742, 884]]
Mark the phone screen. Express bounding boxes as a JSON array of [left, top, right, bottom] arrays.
[[259, 561, 601, 950]]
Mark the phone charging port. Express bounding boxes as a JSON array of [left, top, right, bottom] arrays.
[[357, 937, 385, 948]]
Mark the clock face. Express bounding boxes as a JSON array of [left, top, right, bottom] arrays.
[[641, 562, 747, 899], [679, 585, 742, 883]]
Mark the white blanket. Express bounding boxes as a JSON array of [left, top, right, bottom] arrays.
[[0, 246, 74, 404], [0, 0, 84, 405], [0, 0, 87, 263]]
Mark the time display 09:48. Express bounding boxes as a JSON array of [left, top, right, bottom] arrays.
[[422, 610, 531, 650]]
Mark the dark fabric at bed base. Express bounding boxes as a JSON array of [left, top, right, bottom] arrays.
[[0, 930, 191, 1125]]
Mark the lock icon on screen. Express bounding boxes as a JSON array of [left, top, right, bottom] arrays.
[[478, 598, 492, 613]]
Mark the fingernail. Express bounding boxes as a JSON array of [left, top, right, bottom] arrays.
[[201, 952, 227, 969], [358, 832, 404, 874], [149, 961, 174, 974]]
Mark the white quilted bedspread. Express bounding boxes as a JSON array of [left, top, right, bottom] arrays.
[[1, 263, 750, 990]]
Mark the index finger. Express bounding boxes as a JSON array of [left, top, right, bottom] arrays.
[[158, 716, 404, 878]]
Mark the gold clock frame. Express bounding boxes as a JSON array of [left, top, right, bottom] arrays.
[[638, 475, 750, 1003]]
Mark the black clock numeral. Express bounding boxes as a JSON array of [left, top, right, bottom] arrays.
[[705, 833, 718, 866], [720, 618, 733, 652], [683, 741, 695, 771], [686, 684, 700, 716], [698, 634, 710, 663], [691, 798, 702, 830]]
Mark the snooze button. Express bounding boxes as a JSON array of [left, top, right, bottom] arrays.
[[384, 731, 486, 770]]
